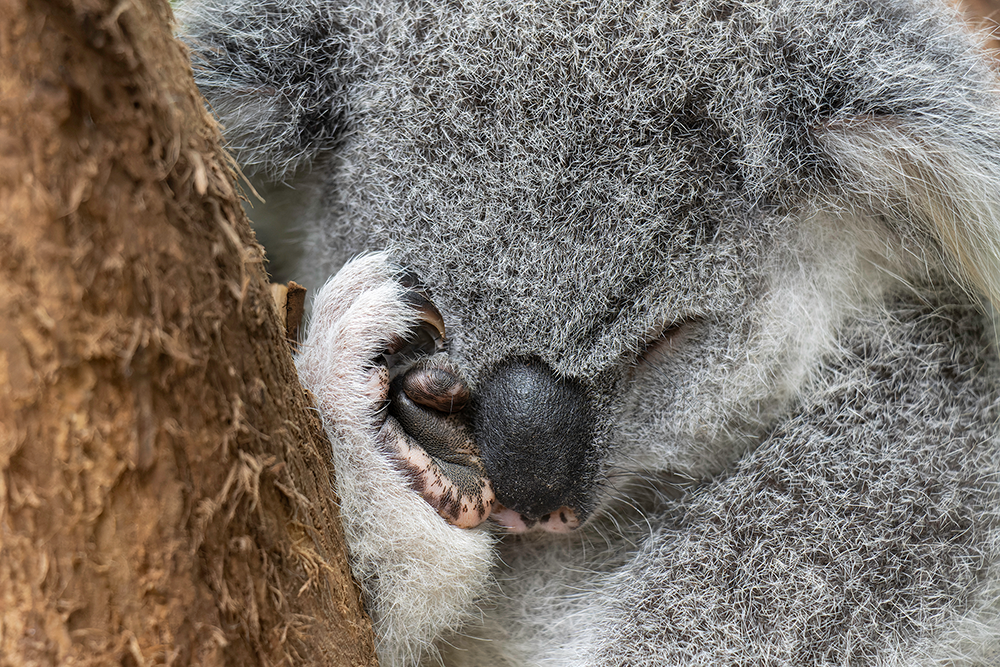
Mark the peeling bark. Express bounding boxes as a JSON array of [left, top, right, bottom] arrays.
[[0, 0, 377, 664]]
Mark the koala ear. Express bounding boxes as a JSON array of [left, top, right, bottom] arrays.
[[818, 115, 1000, 310]]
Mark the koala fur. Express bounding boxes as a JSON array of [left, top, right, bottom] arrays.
[[179, 0, 1000, 664]]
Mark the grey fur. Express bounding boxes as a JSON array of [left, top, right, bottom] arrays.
[[180, 0, 1000, 664]]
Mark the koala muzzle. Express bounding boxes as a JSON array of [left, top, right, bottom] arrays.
[[474, 358, 594, 528]]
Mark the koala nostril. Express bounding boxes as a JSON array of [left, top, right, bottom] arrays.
[[490, 504, 581, 533], [473, 357, 594, 519]]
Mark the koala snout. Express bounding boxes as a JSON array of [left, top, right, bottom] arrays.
[[473, 357, 595, 524]]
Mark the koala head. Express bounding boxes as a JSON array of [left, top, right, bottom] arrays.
[[308, 1, 984, 528], [378, 181, 910, 527], [210, 0, 1000, 529]]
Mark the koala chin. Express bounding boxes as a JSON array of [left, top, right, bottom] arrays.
[[181, 0, 1000, 664]]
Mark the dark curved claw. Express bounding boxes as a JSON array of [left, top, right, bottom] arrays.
[[383, 288, 447, 377]]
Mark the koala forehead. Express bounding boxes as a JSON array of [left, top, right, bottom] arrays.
[[338, 0, 906, 212], [336, 0, 821, 377], [387, 213, 764, 381]]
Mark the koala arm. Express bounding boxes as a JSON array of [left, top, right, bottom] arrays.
[[295, 254, 495, 667], [589, 302, 1000, 665]]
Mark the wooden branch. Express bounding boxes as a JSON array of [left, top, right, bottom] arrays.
[[0, 0, 377, 664]]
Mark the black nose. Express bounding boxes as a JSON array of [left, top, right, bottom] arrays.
[[473, 358, 594, 519]]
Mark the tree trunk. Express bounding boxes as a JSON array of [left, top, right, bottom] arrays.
[[0, 0, 378, 664]]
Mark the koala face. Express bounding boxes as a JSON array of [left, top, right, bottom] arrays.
[[321, 2, 908, 527], [366, 151, 760, 523], [362, 140, 898, 526], [377, 195, 898, 526]]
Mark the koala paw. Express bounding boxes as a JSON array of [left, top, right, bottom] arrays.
[[295, 253, 495, 667], [384, 355, 497, 528]]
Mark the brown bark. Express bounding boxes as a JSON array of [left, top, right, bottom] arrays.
[[0, 0, 378, 665]]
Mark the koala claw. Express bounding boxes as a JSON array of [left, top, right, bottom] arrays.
[[383, 289, 446, 378], [363, 271, 493, 528]]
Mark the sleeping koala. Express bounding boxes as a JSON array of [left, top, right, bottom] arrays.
[[179, 0, 1000, 664]]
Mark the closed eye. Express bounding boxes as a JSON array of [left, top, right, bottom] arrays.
[[639, 318, 700, 364]]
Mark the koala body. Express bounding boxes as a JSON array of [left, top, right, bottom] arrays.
[[181, 0, 1000, 664]]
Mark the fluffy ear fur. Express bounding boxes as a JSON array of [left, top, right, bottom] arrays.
[[820, 110, 1000, 310], [177, 0, 354, 178]]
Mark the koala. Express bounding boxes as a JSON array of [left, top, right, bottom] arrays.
[[179, 0, 1000, 664]]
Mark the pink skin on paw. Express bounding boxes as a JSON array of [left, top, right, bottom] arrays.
[[371, 360, 585, 534], [367, 289, 585, 534], [365, 364, 391, 401], [379, 417, 497, 529], [378, 355, 502, 529]]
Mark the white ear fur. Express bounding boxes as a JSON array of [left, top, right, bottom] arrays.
[[818, 115, 1000, 311]]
